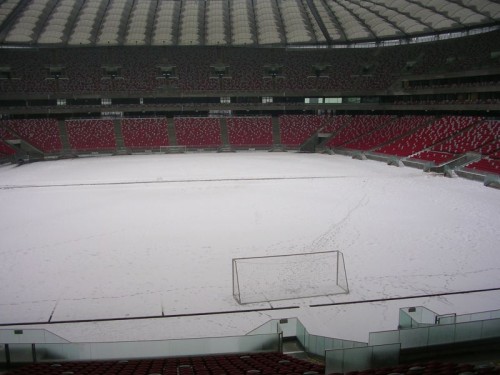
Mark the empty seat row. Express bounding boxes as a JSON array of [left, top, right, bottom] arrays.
[[344, 116, 432, 151], [227, 117, 273, 147], [4, 352, 324, 375], [66, 119, 116, 151], [0, 119, 62, 153], [375, 116, 479, 157], [327, 115, 391, 148], [465, 158, 500, 175], [173, 117, 222, 148], [121, 118, 169, 149], [2, 29, 499, 95]]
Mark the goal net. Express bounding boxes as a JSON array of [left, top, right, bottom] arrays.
[[232, 250, 349, 304]]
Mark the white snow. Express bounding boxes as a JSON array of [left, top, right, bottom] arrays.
[[0, 152, 499, 343]]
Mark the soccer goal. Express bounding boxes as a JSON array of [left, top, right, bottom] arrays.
[[232, 250, 349, 305], [160, 145, 187, 154]]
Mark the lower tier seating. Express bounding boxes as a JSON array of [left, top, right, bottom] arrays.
[[66, 119, 116, 151], [0, 140, 16, 156], [279, 115, 324, 147], [465, 158, 500, 175], [174, 117, 222, 148], [375, 116, 479, 157], [410, 150, 456, 164], [4, 352, 324, 375], [121, 118, 169, 149], [327, 360, 498, 375], [227, 117, 273, 147], [0, 119, 62, 153]]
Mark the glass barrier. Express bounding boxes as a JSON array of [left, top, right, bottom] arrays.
[[248, 318, 367, 358], [246, 320, 280, 335], [1, 333, 280, 364], [3, 308, 500, 368], [483, 319, 500, 339], [455, 308, 500, 323], [6, 344, 34, 364], [277, 318, 297, 338], [325, 343, 400, 374], [293, 318, 366, 357], [399, 307, 500, 329], [436, 314, 456, 325], [0, 329, 69, 344], [368, 317, 500, 349], [369, 330, 399, 346], [427, 324, 455, 345], [399, 307, 437, 328]]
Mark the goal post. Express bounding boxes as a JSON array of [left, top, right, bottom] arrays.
[[232, 250, 349, 305]]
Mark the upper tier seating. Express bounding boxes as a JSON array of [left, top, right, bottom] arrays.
[[344, 116, 432, 151], [174, 117, 222, 148], [1, 30, 498, 96], [0, 119, 62, 153], [226, 116, 273, 147], [327, 115, 391, 148], [375, 116, 479, 157], [121, 118, 169, 149], [66, 119, 116, 151], [4, 352, 324, 375]]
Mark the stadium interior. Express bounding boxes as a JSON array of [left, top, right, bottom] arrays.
[[1, 0, 500, 374]]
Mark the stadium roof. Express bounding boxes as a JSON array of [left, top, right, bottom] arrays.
[[0, 0, 499, 47]]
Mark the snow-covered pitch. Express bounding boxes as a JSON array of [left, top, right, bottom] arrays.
[[0, 152, 499, 343]]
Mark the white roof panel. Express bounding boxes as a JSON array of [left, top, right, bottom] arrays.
[[1, 0, 499, 46]]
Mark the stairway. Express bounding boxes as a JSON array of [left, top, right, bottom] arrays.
[[270, 116, 286, 151], [166, 117, 177, 146], [113, 119, 126, 154], [282, 338, 324, 364]]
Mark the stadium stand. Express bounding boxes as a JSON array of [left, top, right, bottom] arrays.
[[226, 117, 273, 148], [409, 150, 457, 164], [0, 126, 17, 156], [279, 115, 325, 147], [431, 120, 498, 155], [174, 117, 222, 148], [375, 116, 480, 158], [465, 158, 500, 175], [0, 30, 498, 97], [65, 119, 116, 151], [0, 3, 499, 375], [0, 140, 16, 156], [327, 361, 499, 375], [343, 116, 432, 151], [475, 140, 500, 156], [2, 352, 325, 375], [327, 115, 392, 148], [320, 115, 352, 135], [121, 118, 169, 149], [490, 150, 500, 159], [0, 119, 62, 153]]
